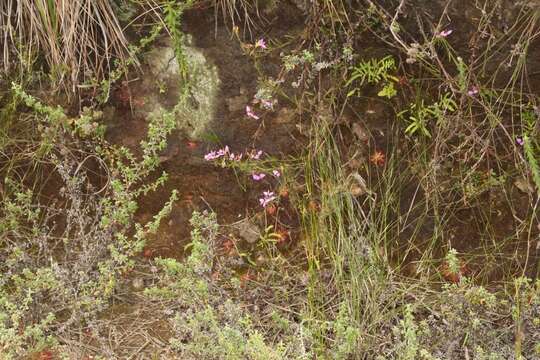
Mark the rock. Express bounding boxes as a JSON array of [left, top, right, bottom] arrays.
[[291, 0, 309, 13], [139, 34, 220, 140], [514, 178, 534, 194], [226, 93, 248, 113], [132, 277, 145, 290], [347, 158, 363, 170], [350, 184, 365, 197], [237, 219, 260, 244], [351, 122, 369, 142], [350, 172, 372, 197]]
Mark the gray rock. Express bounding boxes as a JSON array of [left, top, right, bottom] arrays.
[[131, 277, 145, 290], [237, 219, 260, 244], [140, 35, 221, 140]]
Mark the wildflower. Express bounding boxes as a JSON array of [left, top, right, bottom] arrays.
[[272, 170, 281, 177], [204, 146, 230, 161], [246, 105, 260, 120], [467, 86, 479, 96], [252, 173, 266, 181], [261, 99, 274, 110], [370, 150, 385, 166], [516, 136, 525, 146], [255, 38, 267, 49], [259, 190, 276, 207], [438, 29, 453, 38], [204, 151, 219, 161], [250, 150, 263, 159]]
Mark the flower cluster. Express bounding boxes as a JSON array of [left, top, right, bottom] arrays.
[[205, 146, 262, 163], [204, 146, 230, 161], [204, 146, 243, 162], [259, 191, 276, 207], [251, 169, 280, 182], [253, 170, 281, 208], [250, 150, 263, 160]]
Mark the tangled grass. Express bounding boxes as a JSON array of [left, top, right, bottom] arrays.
[[1, 0, 130, 92]]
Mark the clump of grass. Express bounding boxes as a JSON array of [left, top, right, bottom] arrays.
[[1, 0, 130, 92]]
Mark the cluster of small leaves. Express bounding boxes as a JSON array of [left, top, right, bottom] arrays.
[[346, 55, 398, 98], [399, 92, 457, 138], [144, 211, 361, 359], [378, 280, 540, 359], [1, 84, 179, 357], [280, 45, 354, 89]]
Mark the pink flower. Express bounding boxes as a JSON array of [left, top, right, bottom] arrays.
[[229, 152, 244, 161], [255, 38, 267, 49], [204, 146, 230, 161], [272, 170, 281, 177], [250, 150, 263, 160], [438, 29, 453, 38], [252, 173, 266, 181], [259, 191, 276, 207], [246, 105, 260, 120], [261, 99, 274, 110], [516, 136, 525, 146], [204, 151, 218, 161], [467, 86, 479, 96]]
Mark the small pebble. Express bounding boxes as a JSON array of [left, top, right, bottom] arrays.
[[132, 277, 145, 290]]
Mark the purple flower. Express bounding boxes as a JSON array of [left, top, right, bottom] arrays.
[[250, 150, 263, 160], [438, 29, 453, 38], [255, 38, 267, 49], [272, 170, 281, 177], [467, 86, 479, 96], [204, 151, 218, 161], [516, 136, 525, 146], [261, 99, 274, 110], [228, 151, 244, 161], [252, 173, 266, 181], [246, 106, 260, 120], [259, 190, 276, 207], [204, 146, 230, 161]]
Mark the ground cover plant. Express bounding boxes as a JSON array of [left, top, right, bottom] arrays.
[[0, 0, 539, 359]]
